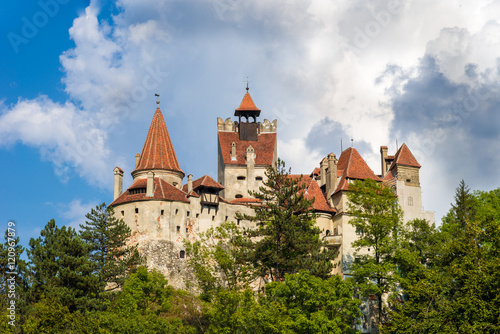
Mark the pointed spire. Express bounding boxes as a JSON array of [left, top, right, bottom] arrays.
[[235, 86, 261, 112], [391, 143, 421, 169], [134, 106, 184, 175]]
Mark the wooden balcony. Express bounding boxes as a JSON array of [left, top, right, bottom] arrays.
[[200, 193, 219, 206]]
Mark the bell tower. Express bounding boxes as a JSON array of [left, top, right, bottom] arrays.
[[234, 85, 261, 141]]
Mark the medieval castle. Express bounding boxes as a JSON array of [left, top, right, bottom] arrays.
[[110, 87, 434, 288]]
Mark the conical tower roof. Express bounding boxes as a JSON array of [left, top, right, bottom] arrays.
[[236, 91, 261, 112], [134, 108, 184, 175]]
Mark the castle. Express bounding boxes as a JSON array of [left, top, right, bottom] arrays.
[[110, 87, 434, 288]]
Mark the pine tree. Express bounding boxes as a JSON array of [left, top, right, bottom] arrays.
[[79, 203, 141, 291], [27, 219, 101, 312], [240, 158, 335, 281]]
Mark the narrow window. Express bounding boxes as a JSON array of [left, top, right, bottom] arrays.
[[186, 227, 189, 233], [180, 250, 185, 259], [175, 209, 179, 215], [187, 211, 190, 217], [176, 226, 180, 233], [408, 196, 413, 206], [212, 215, 215, 221], [135, 208, 139, 214], [237, 219, 241, 226], [121, 210, 124, 218], [225, 216, 228, 221], [196, 213, 199, 218], [161, 210, 164, 216]]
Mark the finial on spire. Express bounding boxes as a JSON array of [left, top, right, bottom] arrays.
[[155, 89, 160, 108], [245, 76, 250, 91]]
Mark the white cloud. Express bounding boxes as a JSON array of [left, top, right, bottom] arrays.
[[2, 0, 500, 224], [60, 199, 99, 231], [0, 97, 109, 184]]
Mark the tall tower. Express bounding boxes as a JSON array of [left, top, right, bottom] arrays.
[[217, 87, 277, 200], [131, 104, 185, 188]]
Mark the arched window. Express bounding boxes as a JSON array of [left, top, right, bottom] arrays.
[[408, 196, 413, 206], [179, 250, 185, 259]]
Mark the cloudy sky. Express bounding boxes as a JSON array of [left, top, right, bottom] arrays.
[[1, 0, 500, 245]]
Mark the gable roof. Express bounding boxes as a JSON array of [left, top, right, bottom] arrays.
[[289, 175, 335, 213], [182, 175, 224, 192], [390, 143, 421, 170], [110, 177, 189, 206], [133, 108, 184, 175], [218, 131, 276, 166]]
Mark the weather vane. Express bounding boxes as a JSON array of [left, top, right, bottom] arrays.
[[155, 89, 160, 107], [245, 76, 250, 91]]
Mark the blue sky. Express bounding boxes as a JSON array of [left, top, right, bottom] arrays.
[[2, 0, 500, 249]]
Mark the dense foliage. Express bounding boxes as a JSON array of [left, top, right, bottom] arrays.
[[2, 172, 500, 333]]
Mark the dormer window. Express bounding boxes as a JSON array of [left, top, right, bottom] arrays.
[[129, 188, 147, 195]]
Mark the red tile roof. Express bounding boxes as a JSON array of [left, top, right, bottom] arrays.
[[311, 167, 321, 176], [218, 131, 276, 166], [230, 197, 262, 204], [110, 177, 189, 206], [288, 175, 335, 213], [336, 147, 381, 181], [383, 170, 395, 181], [333, 148, 381, 195], [193, 175, 224, 190], [133, 108, 184, 175], [390, 143, 421, 169], [235, 91, 260, 111], [182, 175, 224, 193]]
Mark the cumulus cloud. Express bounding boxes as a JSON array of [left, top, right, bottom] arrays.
[[0, 97, 109, 184], [2, 0, 500, 223]]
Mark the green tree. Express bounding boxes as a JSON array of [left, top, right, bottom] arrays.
[[80, 203, 141, 291], [184, 221, 254, 301], [99, 266, 196, 334], [241, 158, 335, 281], [0, 225, 30, 333], [346, 178, 403, 327], [441, 179, 476, 236], [263, 270, 361, 334], [27, 219, 101, 312], [385, 184, 500, 333]]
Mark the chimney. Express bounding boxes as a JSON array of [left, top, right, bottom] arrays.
[[113, 167, 124, 200], [188, 174, 193, 193], [380, 146, 388, 176], [246, 145, 255, 197], [231, 142, 237, 161], [135, 153, 140, 168], [325, 153, 337, 197], [146, 172, 154, 197], [320, 157, 328, 187]]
